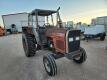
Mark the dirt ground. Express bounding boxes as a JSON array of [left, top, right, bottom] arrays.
[[0, 34, 107, 80]]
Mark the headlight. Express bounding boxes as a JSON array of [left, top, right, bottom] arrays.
[[76, 37, 80, 40], [69, 38, 73, 42]]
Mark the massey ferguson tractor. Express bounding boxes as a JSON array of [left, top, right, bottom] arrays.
[[22, 8, 87, 76]]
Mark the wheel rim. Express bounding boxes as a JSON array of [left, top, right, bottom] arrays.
[[35, 44, 37, 48], [74, 49, 83, 60], [74, 56, 81, 60], [44, 59, 51, 72], [50, 44, 53, 48], [35, 44, 37, 49]]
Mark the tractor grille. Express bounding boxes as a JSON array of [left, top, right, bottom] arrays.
[[67, 30, 80, 53]]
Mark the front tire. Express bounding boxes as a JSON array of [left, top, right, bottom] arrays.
[[43, 54, 57, 76], [73, 47, 87, 64], [22, 33, 36, 57]]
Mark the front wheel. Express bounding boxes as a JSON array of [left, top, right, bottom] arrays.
[[73, 47, 87, 64], [43, 54, 57, 76]]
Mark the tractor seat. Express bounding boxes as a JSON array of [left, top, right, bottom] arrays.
[[38, 27, 47, 44]]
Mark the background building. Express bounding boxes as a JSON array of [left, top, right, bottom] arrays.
[[2, 12, 45, 34], [2, 13, 28, 33]]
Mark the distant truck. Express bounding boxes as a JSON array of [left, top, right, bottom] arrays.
[[84, 25, 106, 41]]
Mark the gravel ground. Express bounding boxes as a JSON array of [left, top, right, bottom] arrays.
[[0, 34, 107, 80]]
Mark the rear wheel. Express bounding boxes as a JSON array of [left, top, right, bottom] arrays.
[[43, 54, 57, 76], [73, 47, 87, 64], [22, 33, 36, 57]]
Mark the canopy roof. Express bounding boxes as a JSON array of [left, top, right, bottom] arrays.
[[30, 9, 57, 16]]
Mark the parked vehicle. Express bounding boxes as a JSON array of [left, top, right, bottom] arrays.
[[22, 8, 87, 76], [84, 25, 106, 41]]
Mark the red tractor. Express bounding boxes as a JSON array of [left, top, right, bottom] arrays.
[[22, 8, 87, 76]]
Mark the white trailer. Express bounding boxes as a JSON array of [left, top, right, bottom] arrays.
[[2, 13, 28, 33], [92, 16, 107, 32], [84, 25, 106, 41]]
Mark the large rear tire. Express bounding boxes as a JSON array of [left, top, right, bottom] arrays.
[[22, 33, 36, 57], [73, 47, 87, 64], [43, 54, 57, 76]]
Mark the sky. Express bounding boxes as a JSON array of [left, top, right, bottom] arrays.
[[0, 0, 107, 26]]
